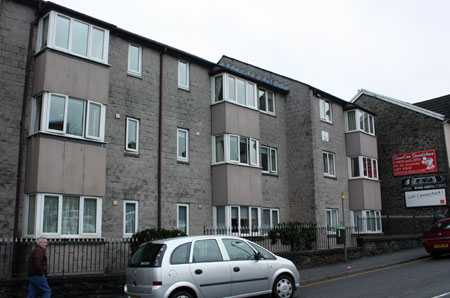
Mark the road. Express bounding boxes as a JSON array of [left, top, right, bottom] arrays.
[[296, 255, 450, 298]]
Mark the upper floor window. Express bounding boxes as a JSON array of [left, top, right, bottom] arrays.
[[319, 98, 332, 123], [125, 117, 139, 153], [261, 146, 278, 174], [345, 110, 375, 135], [213, 134, 259, 167], [31, 93, 106, 142], [323, 151, 336, 177], [37, 11, 109, 64], [212, 74, 257, 110], [178, 61, 189, 90], [25, 194, 102, 238], [177, 128, 189, 162], [348, 156, 378, 180], [258, 89, 275, 115], [128, 44, 142, 76]]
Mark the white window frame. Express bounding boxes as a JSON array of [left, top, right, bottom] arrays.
[[348, 156, 379, 180], [125, 117, 140, 153], [213, 205, 263, 235], [128, 43, 142, 76], [261, 146, 278, 174], [212, 134, 259, 167], [30, 93, 106, 142], [25, 193, 102, 238], [262, 208, 279, 229], [320, 98, 332, 123], [36, 11, 110, 64], [177, 204, 189, 235], [351, 210, 382, 234], [211, 73, 257, 110], [345, 110, 375, 135], [258, 88, 276, 115], [323, 151, 336, 177], [123, 200, 139, 237], [326, 208, 338, 234], [177, 128, 189, 162], [178, 60, 189, 90]]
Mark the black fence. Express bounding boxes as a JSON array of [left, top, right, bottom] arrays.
[[0, 238, 133, 279]]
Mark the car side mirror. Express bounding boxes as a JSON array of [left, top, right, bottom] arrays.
[[255, 252, 263, 260]]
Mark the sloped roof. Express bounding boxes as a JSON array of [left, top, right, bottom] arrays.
[[414, 94, 450, 119], [351, 89, 446, 121]]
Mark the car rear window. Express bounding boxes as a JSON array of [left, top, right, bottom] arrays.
[[130, 243, 166, 267]]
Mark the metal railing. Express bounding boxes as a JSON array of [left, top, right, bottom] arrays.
[[0, 238, 133, 279]]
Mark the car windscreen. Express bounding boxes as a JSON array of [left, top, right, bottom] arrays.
[[432, 220, 450, 231], [129, 243, 166, 267]]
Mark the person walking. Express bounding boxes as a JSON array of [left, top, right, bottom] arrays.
[[27, 237, 51, 298]]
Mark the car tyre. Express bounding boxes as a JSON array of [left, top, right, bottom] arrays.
[[169, 290, 194, 298], [272, 274, 295, 298]]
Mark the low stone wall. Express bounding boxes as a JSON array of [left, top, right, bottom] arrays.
[[1, 235, 423, 297]]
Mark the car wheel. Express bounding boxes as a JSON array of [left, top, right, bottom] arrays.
[[272, 274, 295, 298], [169, 290, 194, 298]]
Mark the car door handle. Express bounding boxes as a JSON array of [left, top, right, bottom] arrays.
[[195, 269, 203, 275], [233, 267, 240, 272]]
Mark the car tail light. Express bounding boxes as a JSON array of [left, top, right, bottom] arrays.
[[153, 281, 162, 286]]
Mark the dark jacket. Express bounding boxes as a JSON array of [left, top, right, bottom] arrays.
[[27, 245, 48, 276]]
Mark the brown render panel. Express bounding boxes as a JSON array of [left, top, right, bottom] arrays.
[[62, 142, 84, 195], [37, 137, 64, 194], [83, 144, 106, 196], [32, 51, 109, 104], [346, 132, 378, 158], [348, 179, 382, 210], [211, 102, 260, 139], [25, 137, 40, 193]]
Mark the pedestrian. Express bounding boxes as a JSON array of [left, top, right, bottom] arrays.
[[27, 237, 51, 298]]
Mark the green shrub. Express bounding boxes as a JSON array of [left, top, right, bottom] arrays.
[[130, 228, 187, 253], [268, 222, 317, 250]]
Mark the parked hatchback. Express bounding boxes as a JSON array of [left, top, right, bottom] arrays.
[[423, 218, 450, 257], [124, 235, 300, 298]]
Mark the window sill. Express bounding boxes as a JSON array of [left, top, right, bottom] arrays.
[[124, 151, 140, 157], [177, 159, 190, 165], [324, 175, 337, 180], [178, 86, 190, 92], [262, 172, 279, 177], [260, 111, 276, 117], [320, 119, 333, 125], [127, 72, 142, 79]]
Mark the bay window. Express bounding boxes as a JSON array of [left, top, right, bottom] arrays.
[[25, 194, 102, 238], [213, 206, 267, 234], [37, 11, 109, 64], [348, 156, 378, 180], [212, 74, 257, 109], [352, 210, 382, 233], [213, 134, 259, 167], [345, 109, 375, 135], [31, 93, 106, 141]]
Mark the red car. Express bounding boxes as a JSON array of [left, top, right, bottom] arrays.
[[423, 218, 450, 257]]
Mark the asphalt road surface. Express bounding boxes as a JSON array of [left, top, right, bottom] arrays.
[[296, 255, 450, 298]]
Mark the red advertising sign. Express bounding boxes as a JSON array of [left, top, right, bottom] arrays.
[[392, 150, 437, 177]]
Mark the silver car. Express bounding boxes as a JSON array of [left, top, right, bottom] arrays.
[[124, 235, 300, 298]]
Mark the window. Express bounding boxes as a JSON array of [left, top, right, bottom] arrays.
[[177, 204, 189, 234], [326, 208, 338, 234], [37, 11, 109, 64], [31, 93, 105, 141], [345, 110, 375, 135], [26, 194, 101, 238], [178, 61, 189, 90], [212, 74, 257, 109], [352, 210, 382, 233], [263, 208, 279, 229], [126, 117, 139, 153], [348, 156, 378, 180], [192, 239, 223, 263], [223, 239, 256, 261], [320, 98, 332, 123], [261, 146, 278, 174], [124, 201, 138, 236], [128, 44, 142, 76], [258, 89, 275, 115], [177, 129, 189, 162], [212, 134, 259, 167], [170, 243, 191, 265], [323, 152, 336, 177], [213, 205, 264, 234]]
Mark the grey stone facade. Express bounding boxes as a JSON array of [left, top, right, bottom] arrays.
[[354, 92, 450, 216]]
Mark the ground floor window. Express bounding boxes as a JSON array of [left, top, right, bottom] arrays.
[[213, 205, 279, 234], [352, 210, 382, 233], [25, 194, 102, 238], [124, 201, 138, 237], [326, 208, 338, 234], [177, 204, 189, 234]]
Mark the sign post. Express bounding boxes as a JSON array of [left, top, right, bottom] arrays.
[[341, 192, 347, 262]]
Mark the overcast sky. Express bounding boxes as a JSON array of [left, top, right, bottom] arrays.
[[48, 0, 450, 103]]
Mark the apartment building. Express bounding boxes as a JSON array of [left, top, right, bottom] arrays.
[[0, 0, 382, 239]]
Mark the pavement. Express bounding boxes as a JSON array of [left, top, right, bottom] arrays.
[[300, 247, 430, 286]]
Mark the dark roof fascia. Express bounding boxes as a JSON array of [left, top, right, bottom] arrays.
[[39, 2, 216, 69], [210, 65, 290, 95], [13, 0, 41, 9], [343, 102, 376, 116], [220, 55, 349, 106]]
